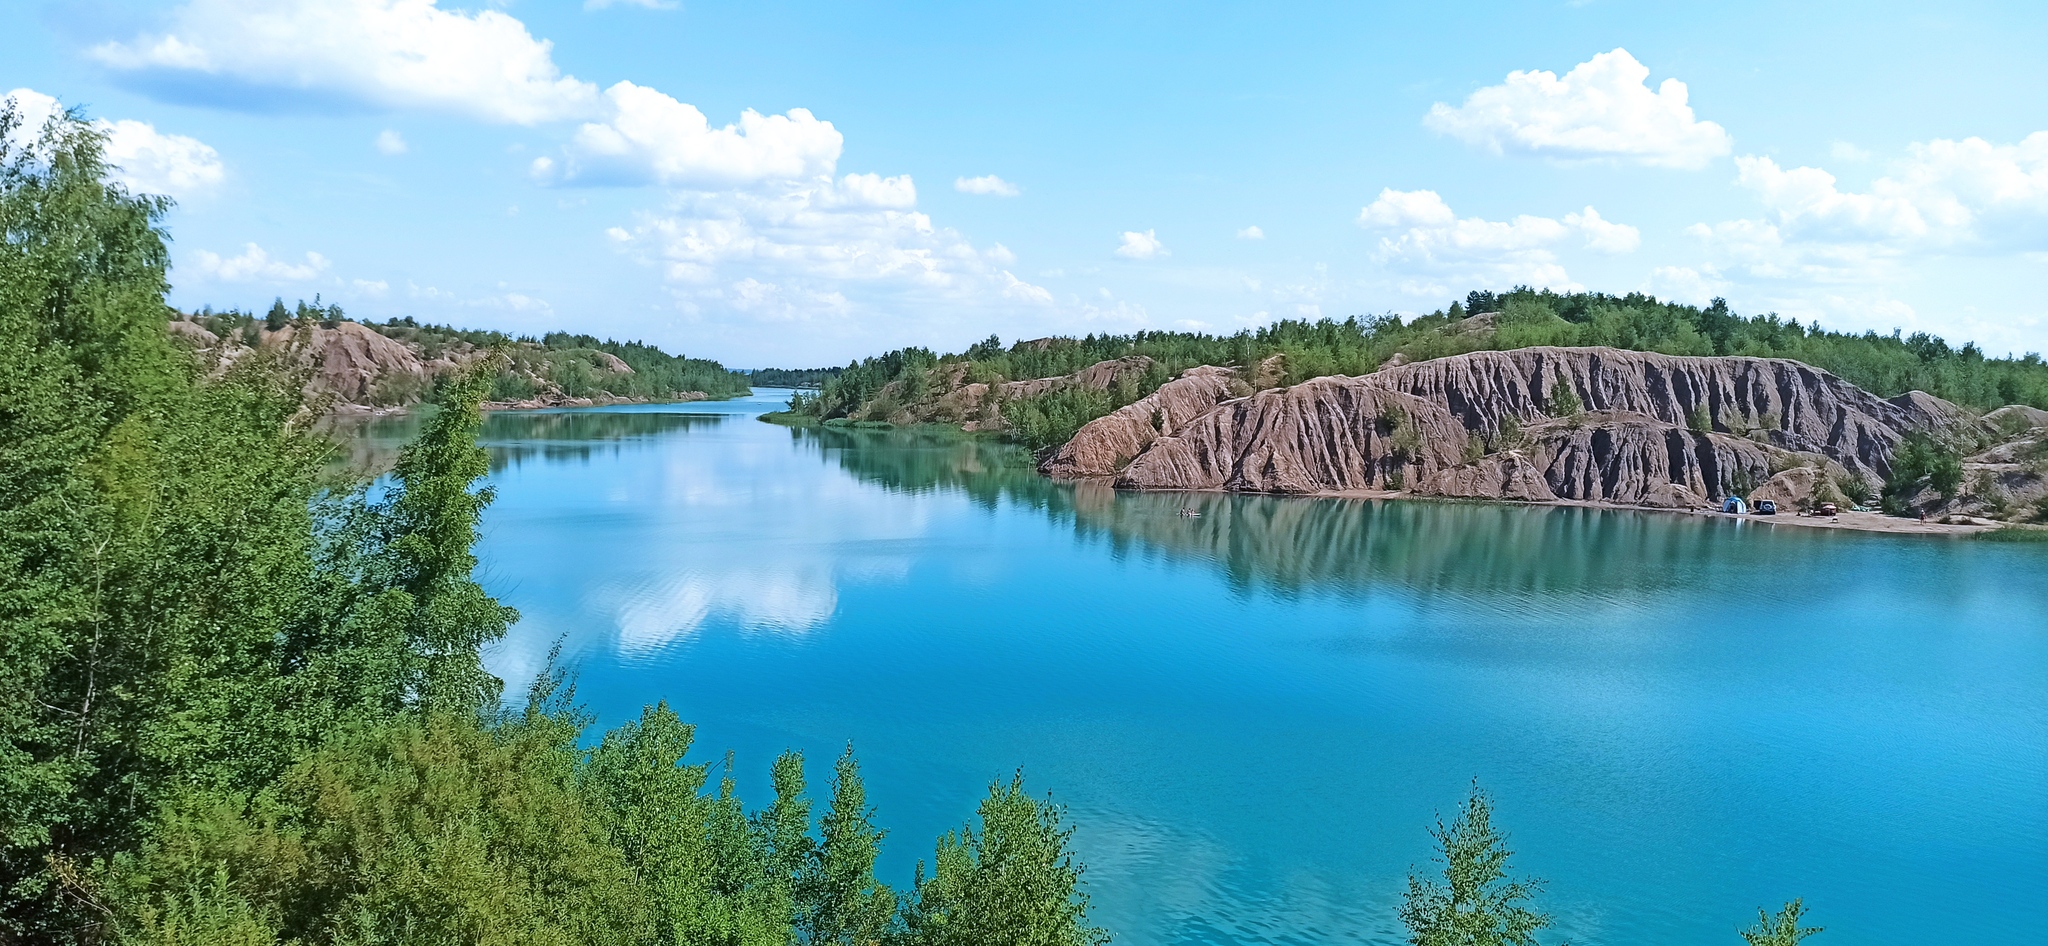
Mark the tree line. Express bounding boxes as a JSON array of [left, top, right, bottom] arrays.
[[797, 289, 2048, 444]]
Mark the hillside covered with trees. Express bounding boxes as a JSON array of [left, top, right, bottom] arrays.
[[799, 289, 2048, 447], [177, 306, 751, 410]]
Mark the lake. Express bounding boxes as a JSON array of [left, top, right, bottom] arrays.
[[349, 389, 2048, 945]]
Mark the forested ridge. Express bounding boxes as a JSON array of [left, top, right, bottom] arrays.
[[1, 102, 1826, 945], [178, 305, 752, 409], [800, 288, 2048, 450]]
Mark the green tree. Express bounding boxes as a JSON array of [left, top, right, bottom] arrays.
[[898, 773, 1107, 946], [582, 700, 714, 946], [1740, 899, 1822, 946], [759, 749, 814, 935], [1399, 782, 1553, 946], [803, 746, 895, 946], [1546, 380, 1583, 419]]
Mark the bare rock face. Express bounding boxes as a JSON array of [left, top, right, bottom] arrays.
[[166, 318, 220, 346], [1057, 346, 2028, 515], [1368, 347, 1959, 480], [1520, 413, 1777, 508], [1407, 412, 1775, 509], [1114, 376, 1471, 493], [1985, 404, 2048, 430], [1746, 465, 1848, 510], [1417, 451, 1557, 502], [267, 321, 430, 405], [1041, 366, 1242, 478]]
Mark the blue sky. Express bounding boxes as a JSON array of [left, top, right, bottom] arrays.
[[5, 0, 2046, 366]]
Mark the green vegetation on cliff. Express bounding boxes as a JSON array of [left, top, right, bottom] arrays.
[[185, 309, 752, 406], [800, 289, 2048, 445]]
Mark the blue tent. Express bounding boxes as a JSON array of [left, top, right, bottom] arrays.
[[1722, 496, 1749, 514]]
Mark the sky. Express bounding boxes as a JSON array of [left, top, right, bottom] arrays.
[[4, 0, 2046, 367]]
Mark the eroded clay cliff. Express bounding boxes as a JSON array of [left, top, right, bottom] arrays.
[[1048, 346, 2037, 515]]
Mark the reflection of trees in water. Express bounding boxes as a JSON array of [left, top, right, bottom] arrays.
[[330, 410, 731, 474], [788, 426, 1075, 515], [810, 427, 1813, 602]]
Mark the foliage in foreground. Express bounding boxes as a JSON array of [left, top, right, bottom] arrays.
[[0, 102, 1102, 946], [1401, 783, 1552, 946]]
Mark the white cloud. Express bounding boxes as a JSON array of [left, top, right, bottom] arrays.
[[608, 179, 1052, 325], [1236, 225, 1265, 240], [1357, 189, 1637, 291], [1691, 132, 2048, 284], [351, 277, 390, 295], [536, 81, 842, 187], [1562, 206, 1641, 253], [5, 88, 225, 200], [374, 129, 406, 154], [92, 0, 601, 125], [954, 174, 1020, 197], [191, 243, 330, 281], [1830, 141, 1872, 162], [1642, 265, 1729, 305], [1425, 48, 1732, 169], [1115, 229, 1167, 259]]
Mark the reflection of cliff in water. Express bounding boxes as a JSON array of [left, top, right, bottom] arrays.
[[330, 409, 732, 474], [810, 425, 1825, 603]]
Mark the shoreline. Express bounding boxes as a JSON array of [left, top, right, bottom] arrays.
[[1312, 489, 2003, 536], [328, 390, 743, 418], [1091, 482, 2005, 537]]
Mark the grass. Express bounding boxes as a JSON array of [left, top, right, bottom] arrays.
[[1976, 525, 2048, 542]]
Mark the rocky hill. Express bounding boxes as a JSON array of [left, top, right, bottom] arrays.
[[1045, 346, 2048, 522], [167, 312, 746, 412]]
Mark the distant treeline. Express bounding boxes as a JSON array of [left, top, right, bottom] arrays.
[[801, 289, 2048, 435], [749, 366, 844, 389]]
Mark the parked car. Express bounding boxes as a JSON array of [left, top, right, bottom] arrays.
[[1755, 500, 1777, 515]]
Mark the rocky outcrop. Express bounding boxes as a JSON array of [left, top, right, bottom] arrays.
[[1052, 346, 2041, 516], [164, 316, 658, 413], [1113, 377, 1471, 492], [1040, 366, 1242, 478], [266, 321, 430, 404], [1987, 404, 2048, 430], [1367, 347, 1977, 480]]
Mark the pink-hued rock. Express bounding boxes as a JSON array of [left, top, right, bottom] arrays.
[[1114, 376, 1471, 493], [1041, 366, 1241, 478]]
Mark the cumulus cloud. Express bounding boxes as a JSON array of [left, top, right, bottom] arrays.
[[192, 243, 330, 281], [5, 88, 225, 200], [1691, 132, 2048, 285], [1426, 48, 1732, 169], [1115, 229, 1167, 259], [606, 178, 1052, 328], [536, 82, 842, 187], [91, 0, 601, 125], [1357, 188, 1638, 291], [1236, 225, 1265, 240], [374, 129, 406, 154], [954, 174, 1020, 197]]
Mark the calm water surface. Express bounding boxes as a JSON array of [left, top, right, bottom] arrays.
[[354, 390, 2048, 945]]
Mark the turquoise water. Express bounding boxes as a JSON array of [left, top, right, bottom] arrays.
[[352, 390, 2048, 945]]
